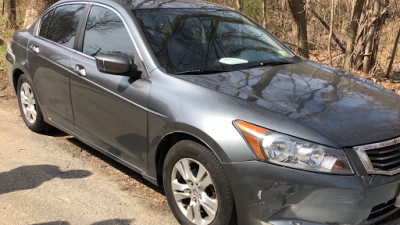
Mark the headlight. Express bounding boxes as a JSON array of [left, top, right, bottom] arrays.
[[234, 120, 353, 174]]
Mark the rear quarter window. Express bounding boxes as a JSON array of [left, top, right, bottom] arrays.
[[38, 9, 54, 38]]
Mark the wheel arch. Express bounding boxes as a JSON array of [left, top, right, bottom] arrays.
[[11, 66, 29, 93], [153, 125, 230, 187]]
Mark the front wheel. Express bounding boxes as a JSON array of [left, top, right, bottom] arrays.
[[17, 74, 50, 132], [163, 141, 236, 225]]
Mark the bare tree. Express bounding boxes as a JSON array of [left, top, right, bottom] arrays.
[[307, 5, 346, 53], [287, 0, 309, 58], [328, 0, 335, 65], [262, 0, 268, 28], [23, 0, 58, 28], [239, 0, 245, 11], [234, 0, 241, 10], [361, 0, 389, 73], [386, 28, 400, 78], [344, 0, 365, 70], [344, 0, 389, 74], [4, 0, 17, 29]]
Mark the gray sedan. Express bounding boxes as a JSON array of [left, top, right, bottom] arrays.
[[6, 0, 400, 224]]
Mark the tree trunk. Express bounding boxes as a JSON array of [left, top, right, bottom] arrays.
[[344, 0, 388, 74], [328, 0, 335, 65], [262, 0, 268, 28], [5, 0, 17, 29], [287, 0, 309, 58], [23, 0, 57, 29], [239, 0, 244, 11], [386, 28, 400, 78], [344, 0, 365, 70], [307, 5, 346, 53], [234, 0, 240, 10], [358, 0, 388, 74], [362, 0, 380, 73]]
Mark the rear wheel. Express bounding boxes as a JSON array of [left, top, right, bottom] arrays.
[[17, 74, 50, 132], [163, 140, 236, 225]]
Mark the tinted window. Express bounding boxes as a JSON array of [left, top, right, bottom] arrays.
[[83, 6, 135, 58], [39, 9, 54, 38], [135, 9, 293, 74], [46, 4, 85, 48]]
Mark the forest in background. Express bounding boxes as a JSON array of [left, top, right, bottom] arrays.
[[1, 0, 400, 94], [209, 0, 400, 81]]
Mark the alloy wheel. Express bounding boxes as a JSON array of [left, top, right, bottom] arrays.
[[171, 158, 218, 225], [20, 82, 37, 124]]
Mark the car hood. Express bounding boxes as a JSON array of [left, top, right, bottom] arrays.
[[176, 60, 400, 147]]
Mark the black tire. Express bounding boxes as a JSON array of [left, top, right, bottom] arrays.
[[17, 74, 50, 133], [163, 140, 236, 225]]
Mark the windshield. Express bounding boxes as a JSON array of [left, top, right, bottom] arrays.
[[134, 9, 294, 74]]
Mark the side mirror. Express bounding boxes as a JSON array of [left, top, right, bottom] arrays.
[[95, 54, 141, 76]]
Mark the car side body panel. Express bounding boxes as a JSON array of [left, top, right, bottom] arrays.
[[7, 30, 32, 91]]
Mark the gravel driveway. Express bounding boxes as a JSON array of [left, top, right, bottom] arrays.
[[0, 89, 178, 225]]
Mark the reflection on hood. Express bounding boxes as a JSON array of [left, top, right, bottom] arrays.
[[177, 60, 400, 146]]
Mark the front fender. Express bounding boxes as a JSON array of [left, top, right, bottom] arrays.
[[146, 118, 235, 180]]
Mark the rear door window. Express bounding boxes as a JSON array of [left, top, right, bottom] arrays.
[[82, 6, 136, 58], [46, 4, 85, 49]]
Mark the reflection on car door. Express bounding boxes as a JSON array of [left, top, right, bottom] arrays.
[[29, 4, 85, 130], [70, 5, 151, 171]]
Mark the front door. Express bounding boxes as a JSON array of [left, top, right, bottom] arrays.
[[70, 5, 151, 170]]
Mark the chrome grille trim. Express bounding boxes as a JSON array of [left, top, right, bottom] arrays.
[[354, 137, 400, 175]]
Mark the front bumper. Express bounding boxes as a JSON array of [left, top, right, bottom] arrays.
[[224, 161, 400, 225]]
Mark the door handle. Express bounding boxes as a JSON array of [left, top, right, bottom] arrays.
[[74, 64, 86, 77], [30, 45, 40, 54]]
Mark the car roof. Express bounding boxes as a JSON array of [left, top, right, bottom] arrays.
[[114, 0, 231, 10], [55, 0, 232, 10]]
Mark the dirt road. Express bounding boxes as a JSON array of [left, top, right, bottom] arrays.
[[0, 89, 177, 225]]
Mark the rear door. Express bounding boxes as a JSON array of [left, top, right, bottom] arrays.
[[28, 4, 86, 129], [69, 5, 151, 170]]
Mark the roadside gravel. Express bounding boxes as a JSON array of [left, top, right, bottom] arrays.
[[0, 88, 177, 225]]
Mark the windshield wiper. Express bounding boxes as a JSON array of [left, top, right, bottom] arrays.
[[173, 59, 296, 75], [244, 59, 295, 70], [174, 69, 229, 75]]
